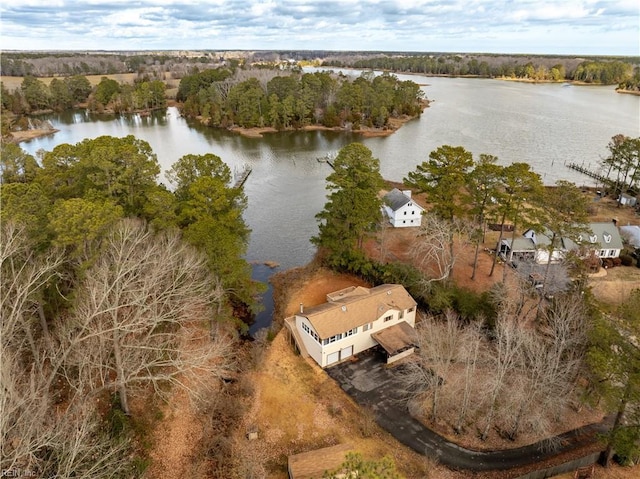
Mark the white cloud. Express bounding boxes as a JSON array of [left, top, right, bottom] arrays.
[[0, 0, 637, 54]]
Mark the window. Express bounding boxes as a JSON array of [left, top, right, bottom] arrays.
[[609, 249, 616, 257], [345, 327, 357, 337], [403, 220, 406, 224], [302, 323, 321, 344], [399, 310, 404, 320], [412, 211, 415, 215], [363, 322, 373, 332], [403, 211, 407, 215], [600, 250, 606, 257], [408, 307, 414, 313], [384, 314, 393, 322]]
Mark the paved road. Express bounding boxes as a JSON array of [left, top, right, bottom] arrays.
[[326, 350, 610, 471]]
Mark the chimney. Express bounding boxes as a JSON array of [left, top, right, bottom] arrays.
[[402, 190, 412, 199], [300, 303, 304, 314], [612, 217, 618, 226]]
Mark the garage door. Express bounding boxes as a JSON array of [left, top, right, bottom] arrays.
[[341, 346, 353, 360], [326, 351, 340, 366]]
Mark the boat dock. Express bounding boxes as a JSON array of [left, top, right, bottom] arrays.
[[566, 163, 612, 187], [317, 152, 336, 170], [233, 164, 252, 188]]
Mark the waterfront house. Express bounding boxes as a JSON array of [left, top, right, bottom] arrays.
[[498, 222, 623, 265], [285, 284, 418, 368], [382, 189, 424, 227]]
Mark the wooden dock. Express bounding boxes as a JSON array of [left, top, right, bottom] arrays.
[[566, 163, 611, 186], [317, 152, 336, 170], [233, 164, 252, 188]]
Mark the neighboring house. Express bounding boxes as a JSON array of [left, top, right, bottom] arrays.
[[574, 222, 624, 260], [499, 229, 569, 264], [498, 222, 623, 265], [285, 284, 418, 368], [382, 188, 424, 227]]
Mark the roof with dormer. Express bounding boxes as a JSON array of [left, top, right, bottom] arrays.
[[573, 222, 624, 251], [507, 222, 623, 253]]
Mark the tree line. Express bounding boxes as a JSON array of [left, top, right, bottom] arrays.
[[325, 55, 637, 85], [1, 74, 167, 115], [312, 141, 639, 463], [178, 68, 425, 130]]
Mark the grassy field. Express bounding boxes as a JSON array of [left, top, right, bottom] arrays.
[[2, 73, 181, 101], [1, 73, 140, 91]]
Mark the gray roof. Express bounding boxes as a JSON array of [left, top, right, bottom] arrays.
[[384, 188, 412, 211], [515, 223, 623, 252], [575, 222, 624, 251], [505, 237, 536, 252]]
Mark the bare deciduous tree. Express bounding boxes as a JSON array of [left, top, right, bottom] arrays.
[[480, 314, 525, 440], [400, 311, 465, 422], [60, 219, 234, 415], [410, 215, 469, 284], [1, 229, 129, 477], [0, 221, 63, 364]]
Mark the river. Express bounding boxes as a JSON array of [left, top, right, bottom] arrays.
[[19, 75, 640, 333]]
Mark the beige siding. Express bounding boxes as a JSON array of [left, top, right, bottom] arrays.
[[298, 307, 417, 368]]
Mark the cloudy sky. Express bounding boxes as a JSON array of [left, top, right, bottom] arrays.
[[1, 0, 638, 55]]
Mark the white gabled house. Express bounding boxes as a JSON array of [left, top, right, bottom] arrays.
[[498, 222, 624, 265], [382, 189, 424, 227], [285, 284, 418, 368]]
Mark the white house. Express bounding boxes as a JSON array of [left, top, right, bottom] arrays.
[[574, 222, 624, 260], [382, 189, 424, 227], [285, 284, 418, 368], [498, 222, 624, 265]]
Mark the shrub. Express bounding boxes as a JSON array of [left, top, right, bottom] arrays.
[[620, 254, 634, 266]]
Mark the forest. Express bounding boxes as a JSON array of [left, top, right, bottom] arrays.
[[0, 136, 261, 475], [178, 68, 425, 130], [325, 54, 638, 85]]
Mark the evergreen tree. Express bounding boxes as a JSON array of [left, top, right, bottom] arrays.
[[313, 143, 384, 264], [405, 145, 474, 278]]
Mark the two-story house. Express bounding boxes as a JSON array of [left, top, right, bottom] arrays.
[[382, 189, 424, 227], [285, 284, 418, 368]]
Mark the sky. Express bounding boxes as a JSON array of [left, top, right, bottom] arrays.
[[1, 0, 638, 56]]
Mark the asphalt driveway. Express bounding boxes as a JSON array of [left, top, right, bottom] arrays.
[[326, 349, 609, 471]]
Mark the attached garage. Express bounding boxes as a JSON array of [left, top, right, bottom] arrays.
[[341, 346, 353, 360], [326, 351, 340, 366]]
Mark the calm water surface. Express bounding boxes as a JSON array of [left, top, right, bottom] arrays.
[[21, 76, 640, 333]]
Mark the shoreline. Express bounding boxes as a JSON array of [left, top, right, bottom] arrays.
[[617, 89, 640, 96], [221, 100, 428, 138], [8, 128, 60, 144]]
